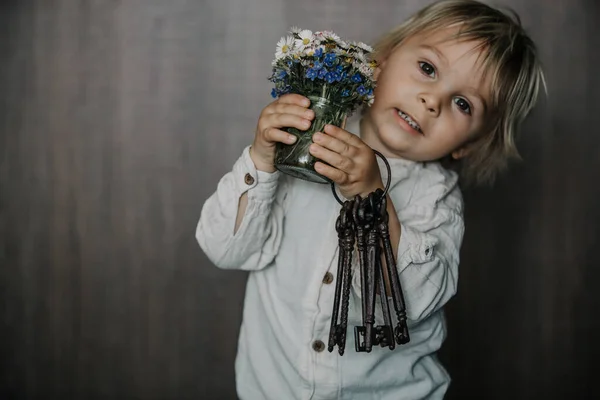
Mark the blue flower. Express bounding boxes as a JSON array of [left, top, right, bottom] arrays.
[[276, 69, 287, 79], [351, 73, 362, 83], [318, 68, 328, 79], [332, 71, 342, 82], [336, 65, 344, 73], [313, 61, 324, 70], [314, 48, 324, 57], [305, 68, 318, 81], [286, 60, 293, 67], [341, 89, 350, 97], [324, 52, 337, 67], [271, 88, 279, 98], [325, 71, 337, 83], [357, 85, 367, 95]]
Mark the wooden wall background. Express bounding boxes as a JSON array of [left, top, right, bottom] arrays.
[[1, 0, 598, 398]]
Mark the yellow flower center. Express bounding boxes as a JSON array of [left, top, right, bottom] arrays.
[[302, 38, 310, 45], [282, 45, 289, 53]]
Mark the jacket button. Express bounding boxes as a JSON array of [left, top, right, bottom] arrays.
[[312, 340, 325, 352], [244, 173, 255, 185], [322, 272, 334, 284]]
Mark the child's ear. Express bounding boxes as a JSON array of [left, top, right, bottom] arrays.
[[453, 126, 495, 159], [451, 142, 476, 160], [373, 59, 387, 80]]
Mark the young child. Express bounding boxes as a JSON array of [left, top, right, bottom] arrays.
[[197, 0, 545, 398]]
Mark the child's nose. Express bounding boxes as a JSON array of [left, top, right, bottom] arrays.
[[419, 96, 440, 116]]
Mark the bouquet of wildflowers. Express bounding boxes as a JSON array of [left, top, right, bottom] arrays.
[[268, 27, 378, 184], [269, 27, 377, 112]]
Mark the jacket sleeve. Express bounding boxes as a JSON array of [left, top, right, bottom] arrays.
[[351, 174, 464, 325], [393, 201, 464, 324], [195, 146, 286, 271]]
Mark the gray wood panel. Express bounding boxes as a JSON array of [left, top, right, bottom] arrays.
[[0, 0, 597, 398]]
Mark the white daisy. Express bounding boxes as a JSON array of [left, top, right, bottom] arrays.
[[336, 39, 349, 49], [322, 31, 341, 42], [352, 50, 367, 63], [295, 29, 313, 51], [275, 35, 295, 60], [333, 47, 348, 57], [311, 31, 325, 45], [303, 46, 316, 57], [359, 63, 374, 77], [289, 26, 301, 35], [355, 41, 373, 52]]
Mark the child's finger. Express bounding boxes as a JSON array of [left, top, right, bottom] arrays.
[[314, 161, 347, 184], [261, 113, 311, 132], [272, 113, 312, 130], [264, 128, 298, 145], [312, 131, 354, 158], [323, 124, 362, 147], [310, 143, 353, 174], [266, 103, 314, 120], [277, 93, 311, 107]]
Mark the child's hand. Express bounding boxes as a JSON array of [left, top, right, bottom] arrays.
[[310, 124, 384, 199], [251, 94, 315, 172]]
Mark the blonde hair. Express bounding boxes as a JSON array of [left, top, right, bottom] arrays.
[[372, 0, 546, 186]]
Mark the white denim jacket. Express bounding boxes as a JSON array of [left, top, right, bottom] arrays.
[[196, 120, 465, 400]]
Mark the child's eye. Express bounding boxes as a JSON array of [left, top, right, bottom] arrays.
[[454, 97, 472, 115], [418, 61, 436, 78]]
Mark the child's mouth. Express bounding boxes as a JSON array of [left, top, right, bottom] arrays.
[[395, 109, 423, 134]]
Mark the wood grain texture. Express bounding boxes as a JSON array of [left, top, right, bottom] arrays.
[[0, 0, 597, 399]]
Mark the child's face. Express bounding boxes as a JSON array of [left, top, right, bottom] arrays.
[[362, 26, 492, 161]]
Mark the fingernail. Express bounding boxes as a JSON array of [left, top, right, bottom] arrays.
[[288, 135, 296, 143], [313, 132, 321, 141], [305, 110, 314, 118], [303, 120, 311, 127]]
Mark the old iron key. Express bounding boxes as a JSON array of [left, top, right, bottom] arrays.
[[328, 150, 410, 354], [354, 194, 380, 353], [328, 198, 357, 355], [371, 190, 395, 350], [375, 191, 410, 345]]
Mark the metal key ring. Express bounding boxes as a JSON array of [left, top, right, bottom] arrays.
[[331, 149, 392, 206]]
